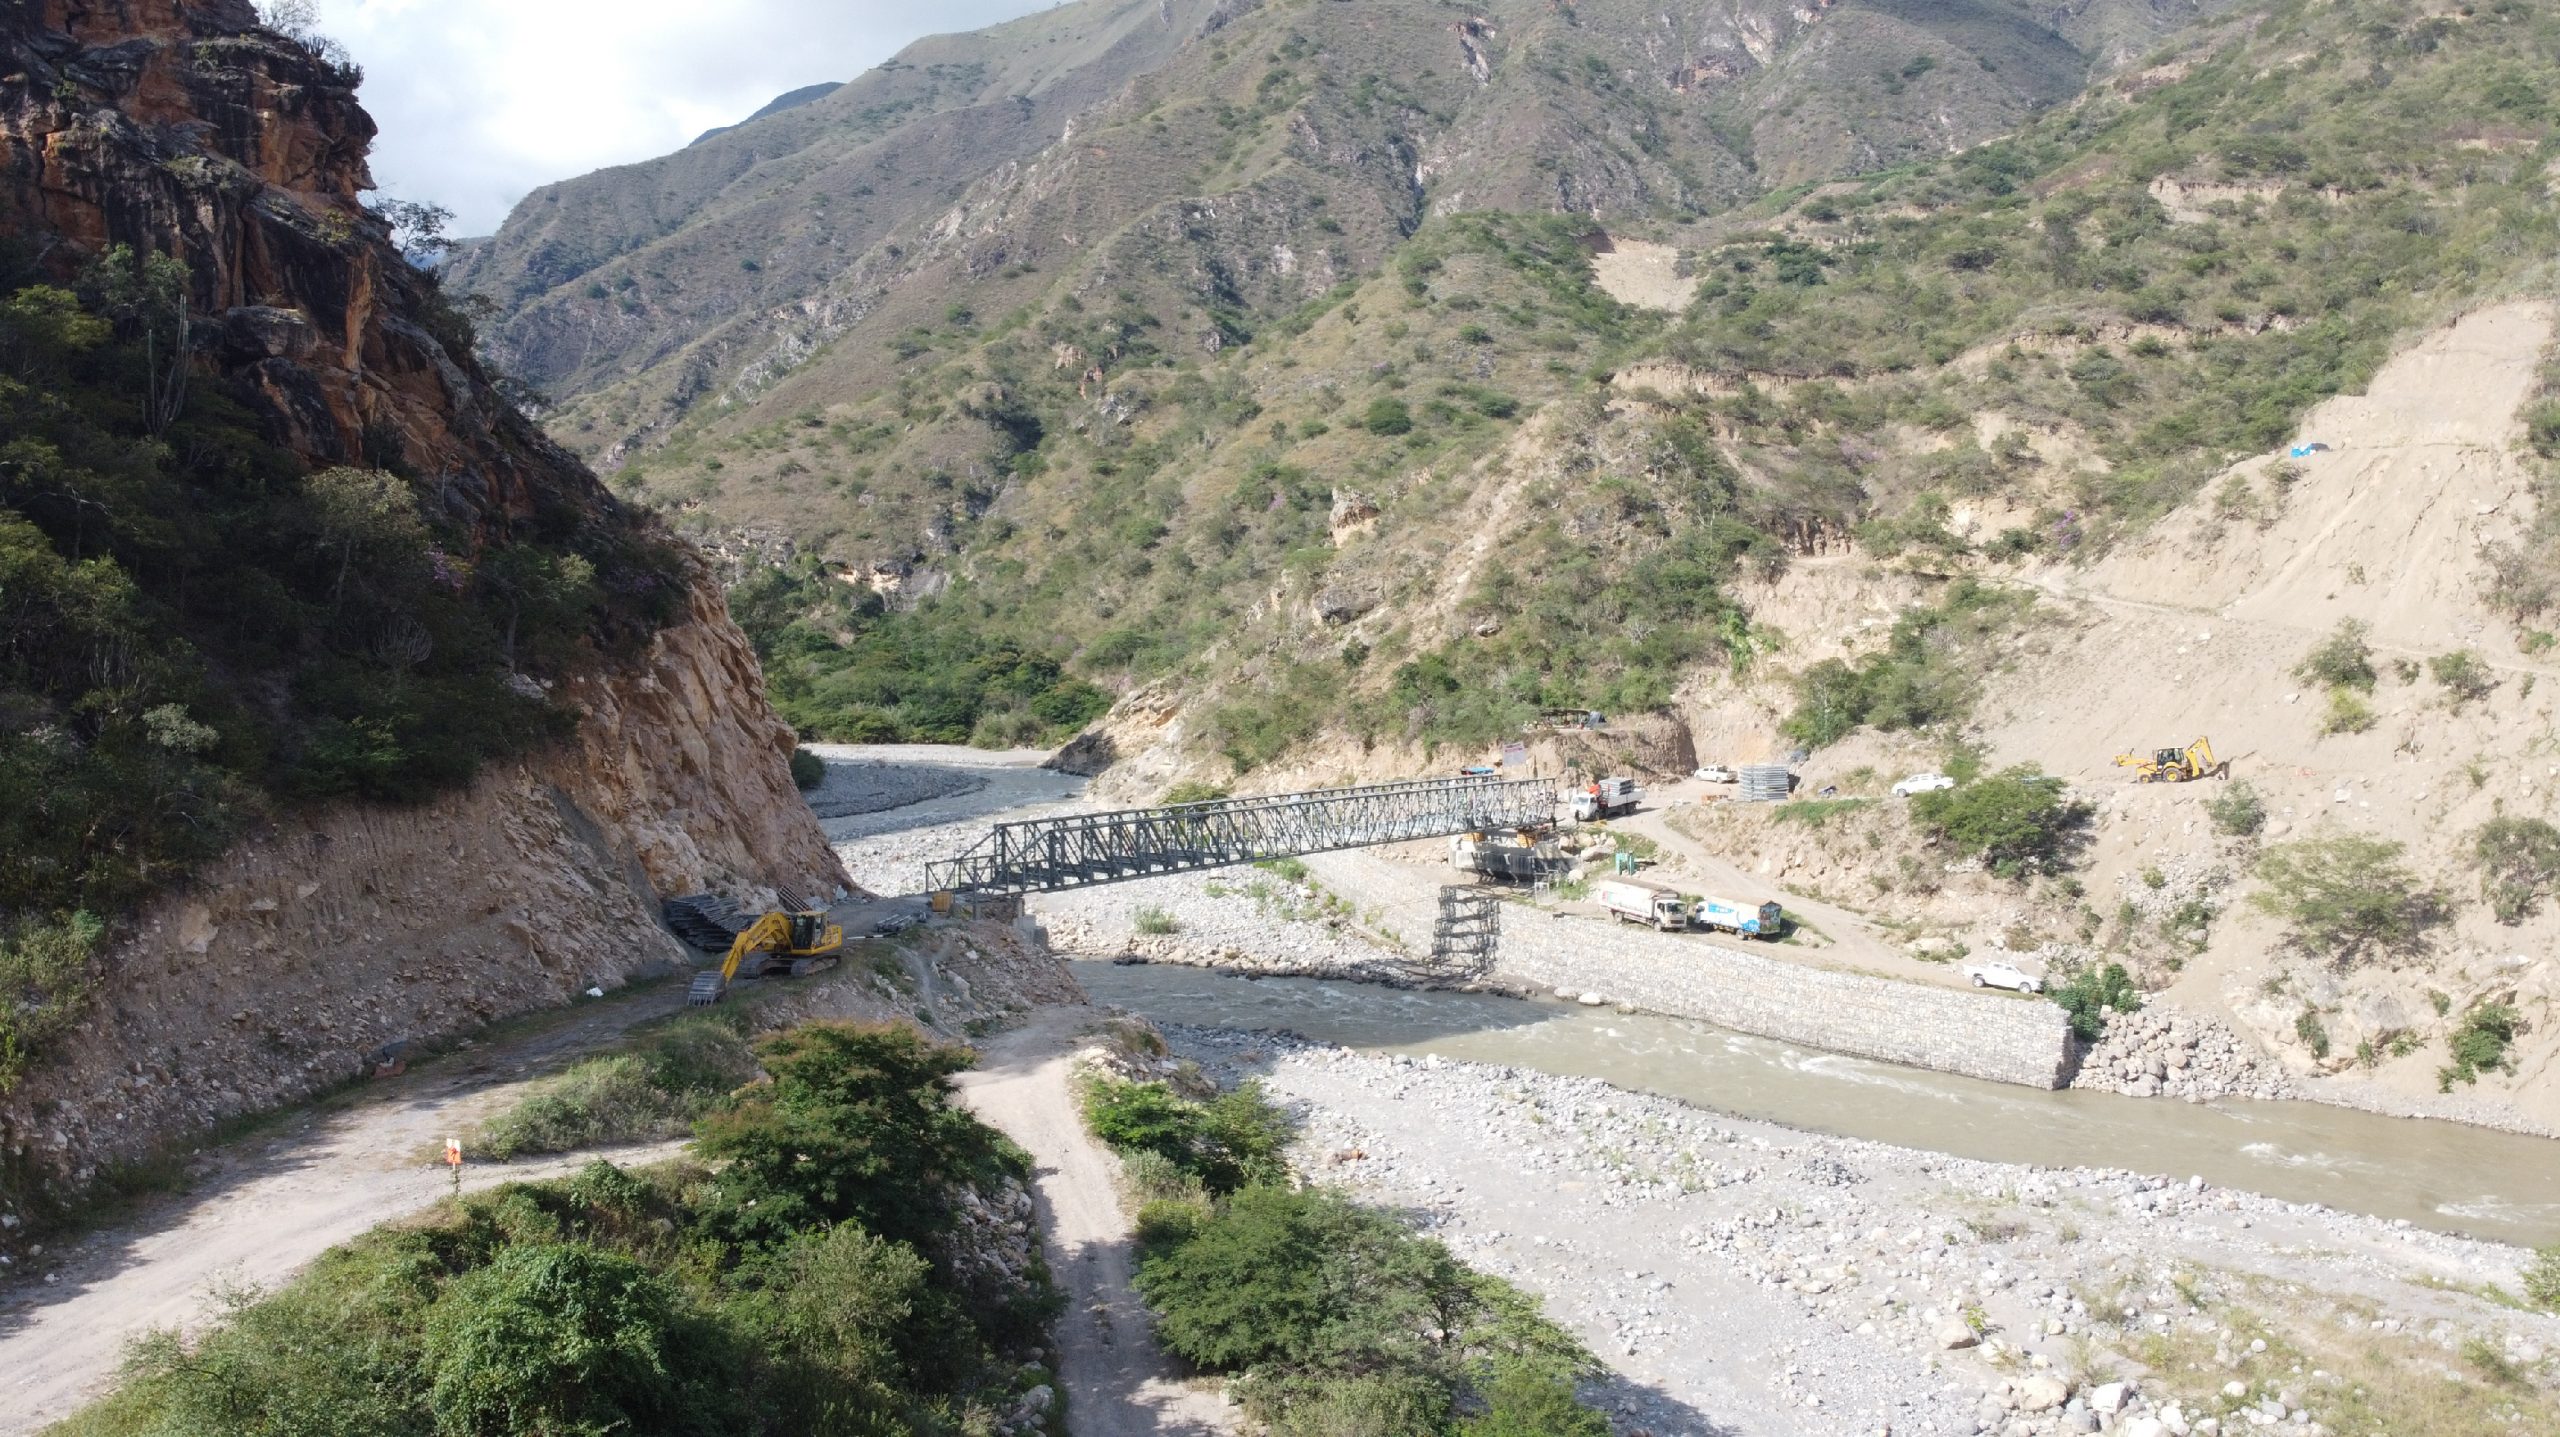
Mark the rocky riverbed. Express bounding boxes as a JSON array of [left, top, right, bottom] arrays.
[[1164, 1025, 2559, 1437]]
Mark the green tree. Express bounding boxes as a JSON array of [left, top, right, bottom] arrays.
[[2293, 619, 2377, 692], [2472, 816, 2560, 924], [2249, 833, 2443, 962], [1460, 1362, 1611, 1437], [2050, 962, 2141, 1043], [1908, 766, 2088, 878]]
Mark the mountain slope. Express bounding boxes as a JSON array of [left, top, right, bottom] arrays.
[[455, 0, 2217, 456]]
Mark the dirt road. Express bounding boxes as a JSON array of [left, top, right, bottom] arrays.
[[0, 990, 693, 1434], [954, 1008, 1238, 1437]]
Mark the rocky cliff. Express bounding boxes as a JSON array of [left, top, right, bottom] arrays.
[[0, 0, 845, 1192]]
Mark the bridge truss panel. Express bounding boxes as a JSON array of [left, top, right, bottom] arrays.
[[925, 776, 1555, 895]]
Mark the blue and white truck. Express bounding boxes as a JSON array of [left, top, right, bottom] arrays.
[[1691, 895, 1786, 939]]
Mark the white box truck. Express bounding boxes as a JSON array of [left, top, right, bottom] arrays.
[[1596, 878, 1688, 931], [1692, 895, 1786, 939]]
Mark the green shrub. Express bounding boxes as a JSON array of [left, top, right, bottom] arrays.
[[789, 746, 826, 790], [1460, 1361, 1612, 1437], [2294, 620, 2377, 692], [475, 1008, 758, 1159], [1160, 780, 1229, 805], [2294, 1008, 2331, 1060], [1083, 1077, 1291, 1195], [2439, 1002, 2520, 1090], [692, 1021, 1017, 1250], [2318, 686, 2376, 736], [1363, 397, 1415, 435], [1782, 581, 2034, 747], [2429, 649, 2498, 705], [1908, 766, 2088, 878], [424, 1243, 733, 1437], [2206, 780, 2267, 838], [1136, 1184, 1602, 1433], [2051, 962, 2140, 1043], [1132, 904, 1181, 936], [2249, 833, 2442, 962], [2524, 1246, 2560, 1313], [0, 910, 101, 1090], [2472, 815, 2560, 924]]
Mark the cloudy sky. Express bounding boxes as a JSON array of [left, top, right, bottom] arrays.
[[309, 0, 1052, 236]]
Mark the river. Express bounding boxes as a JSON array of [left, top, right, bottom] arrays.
[[1073, 960, 2560, 1248]]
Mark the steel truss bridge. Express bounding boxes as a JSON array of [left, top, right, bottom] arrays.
[[926, 775, 1555, 895]]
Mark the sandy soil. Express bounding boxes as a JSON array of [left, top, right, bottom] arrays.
[[0, 989, 697, 1434], [1591, 236, 1700, 313], [955, 1008, 1240, 1437]]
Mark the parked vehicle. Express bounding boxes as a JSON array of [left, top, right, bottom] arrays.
[[1692, 895, 1786, 939], [1962, 959, 2045, 994], [1892, 772, 1957, 798], [1571, 776, 1641, 821], [1596, 878, 1689, 932], [1692, 765, 1739, 783]]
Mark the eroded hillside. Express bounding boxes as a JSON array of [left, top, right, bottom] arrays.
[[0, 0, 842, 1209]]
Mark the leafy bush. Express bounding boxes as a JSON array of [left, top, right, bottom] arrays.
[[2317, 686, 2376, 736], [1132, 905, 1181, 936], [0, 911, 101, 1090], [424, 1242, 730, 1436], [1136, 1185, 1601, 1434], [693, 1021, 1019, 1250], [1783, 581, 2033, 747], [1907, 766, 2088, 878], [2525, 1245, 2560, 1313], [1160, 781, 1229, 805], [1083, 1077, 1292, 1195], [1363, 397, 1415, 435], [2051, 962, 2140, 1044], [2429, 649, 2498, 705], [2294, 620, 2377, 693], [2249, 833, 2443, 962], [2439, 1002, 2521, 1089], [2472, 816, 2560, 924], [2206, 781, 2267, 838], [788, 746, 826, 790]]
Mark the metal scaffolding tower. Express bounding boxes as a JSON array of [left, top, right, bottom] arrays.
[[925, 775, 1554, 895], [1428, 885, 1503, 976]]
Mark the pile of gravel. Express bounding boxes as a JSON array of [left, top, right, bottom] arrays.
[[2071, 1005, 2294, 1102]]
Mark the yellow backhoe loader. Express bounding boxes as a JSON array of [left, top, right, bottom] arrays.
[[687, 909, 843, 1005], [2113, 736, 2230, 784]]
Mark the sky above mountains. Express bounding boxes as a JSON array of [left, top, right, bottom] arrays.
[[311, 0, 1051, 234]]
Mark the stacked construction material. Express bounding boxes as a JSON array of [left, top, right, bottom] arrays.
[[662, 893, 750, 952], [1737, 766, 1794, 803]]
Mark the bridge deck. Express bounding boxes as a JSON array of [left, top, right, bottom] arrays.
[[926, 775, 1555, 894]]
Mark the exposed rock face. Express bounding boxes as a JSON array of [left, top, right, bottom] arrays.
[[0, 1, 846, 1188]]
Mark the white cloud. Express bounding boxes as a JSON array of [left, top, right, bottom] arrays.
[[313, 0, 1052, 235]]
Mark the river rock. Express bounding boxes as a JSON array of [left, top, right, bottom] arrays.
[[1937, 1318, 1980, 1350], [2017, 1374, 2069, 1412]]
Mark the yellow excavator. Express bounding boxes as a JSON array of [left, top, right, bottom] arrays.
[[687, 909, 843, 1005], [2113, 736, 2230, 784]]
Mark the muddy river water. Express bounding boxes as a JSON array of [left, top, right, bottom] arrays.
[[1073, 961, 2560, 1247]]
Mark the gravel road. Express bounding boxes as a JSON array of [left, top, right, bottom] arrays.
[[956, 1008, 1239, 1437], [0, 988, 699, 1434]]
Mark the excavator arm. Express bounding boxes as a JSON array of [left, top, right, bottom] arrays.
[[720, 911, 793, 987], [690, 910, 844, 1005]]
